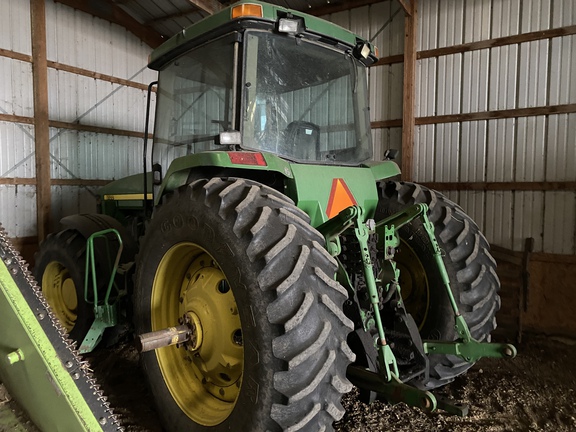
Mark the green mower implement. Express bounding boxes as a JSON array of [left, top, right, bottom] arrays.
[[0, 225, 122, 431]]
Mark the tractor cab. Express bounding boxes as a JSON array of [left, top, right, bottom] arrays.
[[149, 1, 377, 194]]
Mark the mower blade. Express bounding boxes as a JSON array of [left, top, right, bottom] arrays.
[[0, 224, 123, 432]]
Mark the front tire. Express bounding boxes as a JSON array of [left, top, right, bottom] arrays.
[[34, 230, 93, 343], [376, 181, 500, 389], [134, 178, 354, 431]]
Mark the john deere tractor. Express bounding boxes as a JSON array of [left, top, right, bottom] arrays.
[[33, 2, 515, 431]]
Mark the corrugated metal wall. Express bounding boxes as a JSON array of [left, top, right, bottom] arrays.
[[323, 2, 405, 161], [47, 0, 157, 231], [1, 0, 573, 257], [415, 0, 575, 255], [0, 0, 157, 238], [327, 0, 575, 255], [0, 1, 34, 237]]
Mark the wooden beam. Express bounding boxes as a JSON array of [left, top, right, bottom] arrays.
[[47, 61, 150, 91], [530, 252, 576, 265], [54, 0, 165, 47], [308, 0, 385, 16], [420, 182, 576, 192], [0, 178, 37, 186], [373, 24, 576, 66], [488, 247, 576, 271], [146, 8, 201, 25], [416, 104, 576, 125], [0, 48, 32, 63], [0, 178, 111, 187], [370, 103, 576, 129], [30, 0, 51, 243], [0, 113, 34, 125], [0, 49, 154, 91], [401, 0, 417, 181], [373, 54, 404, 67], [49, 120, 151, 139], [396, 0, 413, 16], [0, 113, 151, 139], [185, 0, 223, 15], [9, 236, 38, 246], [419, 24, 576, 60], [371, 119, 402, 128], [51, 179, 111, 186]]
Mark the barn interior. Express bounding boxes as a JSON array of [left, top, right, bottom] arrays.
[[0, 0, 575, 431]]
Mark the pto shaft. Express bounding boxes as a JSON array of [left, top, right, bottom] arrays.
[[137, 324, 191, 352]]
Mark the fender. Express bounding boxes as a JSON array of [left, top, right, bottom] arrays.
[[60, 214, 137, 263]]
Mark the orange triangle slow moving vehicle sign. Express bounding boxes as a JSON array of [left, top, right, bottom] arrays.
[[326, 178, 358, 219]]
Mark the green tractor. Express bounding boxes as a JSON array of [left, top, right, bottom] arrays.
[[34, 2, 515, 431]]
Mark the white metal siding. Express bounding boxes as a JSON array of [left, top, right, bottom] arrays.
[[323, 1, 405, 144], [0, 122, 35, 178], [0, 58, 34, 118], [0, 185, 37, 238], [362, 0, 576, 255], [0, 1, 33, 238], [0, 121, 36, 237], [0, 1, 32, 55], [411, 0, 576, 254], [1, 0, 574, 257], [0, 0, 157, 238], [49, 130, 143, 180], [413, 124, 434, 180], [46, 2, 156, 85], [44, 0, 157, 226], [46, 2, 157, 230]]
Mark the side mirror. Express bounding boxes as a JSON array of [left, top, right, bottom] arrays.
[[384, 149, 399, 161], [152, 163, 163, 185]]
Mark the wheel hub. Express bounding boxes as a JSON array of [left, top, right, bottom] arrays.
[[181, 311, 203, 351], [179, 265, 243, 392], [395, 241, 430, 329], [150, 243, 244, 426], [42, 261, 78, 332]]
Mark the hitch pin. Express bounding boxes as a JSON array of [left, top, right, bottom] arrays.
[[137, 324, 191, 352], [6, 348, 25, 365]]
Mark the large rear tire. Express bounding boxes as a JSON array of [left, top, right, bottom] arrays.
[[134, 178, 354, 431], [376, 181, 500, 389]]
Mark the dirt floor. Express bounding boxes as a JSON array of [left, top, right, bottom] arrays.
[[335, 335, 576, 432], [1, 334, 575, 432]]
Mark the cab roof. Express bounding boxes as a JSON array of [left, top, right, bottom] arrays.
[[148, 0, 377, 70]]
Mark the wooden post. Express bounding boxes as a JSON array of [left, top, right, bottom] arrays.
[[30, 0, 51, 242], [401, 0, 417, 181]]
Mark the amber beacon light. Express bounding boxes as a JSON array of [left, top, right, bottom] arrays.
[[231, 3, 263, 19]]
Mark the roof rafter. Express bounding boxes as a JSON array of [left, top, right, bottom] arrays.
[[396, 0, 414, 16], [185, 0, 224, 15], [54, 0, 165, 47], [307, 0, 386, 17]]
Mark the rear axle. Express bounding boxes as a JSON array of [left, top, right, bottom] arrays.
[[136, 324, 192, 353]]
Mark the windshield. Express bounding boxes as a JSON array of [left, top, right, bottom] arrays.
[[153, 35, 235, 168], [242, 31, 372, 164]]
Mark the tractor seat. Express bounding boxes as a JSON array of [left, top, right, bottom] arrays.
[[284, 121, 320, 160]]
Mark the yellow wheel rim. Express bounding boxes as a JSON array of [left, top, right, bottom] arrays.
[[151, 242, 243, 426], [395, 240, 430, 329], [41, 261, 78, 333]]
